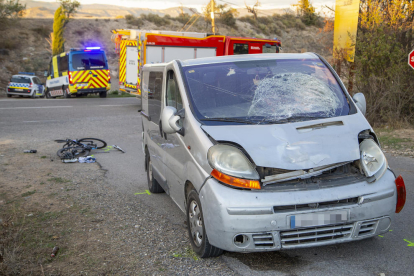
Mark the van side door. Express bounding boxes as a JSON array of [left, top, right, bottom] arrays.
[[162, 68, 187, 208], [142, 69, 169, 192]]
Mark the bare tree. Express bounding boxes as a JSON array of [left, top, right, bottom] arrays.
[[245, 0, 260, 20]]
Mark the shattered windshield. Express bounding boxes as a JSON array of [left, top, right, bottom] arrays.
[[182, 58, 350, 124]]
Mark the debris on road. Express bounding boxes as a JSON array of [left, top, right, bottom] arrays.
[[79, 156, 96, 163], [62, 158, 78, 163], [112, 145, 125, 153], [51, 246, 59, 258], [23, 150, 37, 153]]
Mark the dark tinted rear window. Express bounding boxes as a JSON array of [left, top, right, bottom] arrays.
[[71, 52, 106, 70], [11, 76, 31, 83]]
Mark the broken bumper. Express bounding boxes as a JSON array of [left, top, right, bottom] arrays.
[[199, 169, 396, 252]]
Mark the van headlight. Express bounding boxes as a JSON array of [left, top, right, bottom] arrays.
[[208, 144, 261, 189], [360, 139, 387, 181]]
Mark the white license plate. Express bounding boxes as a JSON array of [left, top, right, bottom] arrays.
[[15, 89, 23, 91], [77, 83, 88, 87], [289, 210, 348, 229]]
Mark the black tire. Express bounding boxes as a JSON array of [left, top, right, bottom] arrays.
[[57, 147, 90, 158], [99, 91, 107, 98], [64, 87, 71, 98], [146, 153, 164, 193], [19, 95, 23, 97], [78, 138, 107, 149], [31, 92, 36, 99], [46, 90, 52, 99], [75, 94, 82, 97], [7, 94, 11, 98], [186, 190, 223, 258]]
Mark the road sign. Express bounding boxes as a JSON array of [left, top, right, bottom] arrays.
[[409, 50, 414, 69]]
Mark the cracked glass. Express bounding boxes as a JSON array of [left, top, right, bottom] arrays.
[[183, 58, 350, 125]]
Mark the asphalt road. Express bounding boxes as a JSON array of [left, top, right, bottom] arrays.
[[0, 97, 413, 276]]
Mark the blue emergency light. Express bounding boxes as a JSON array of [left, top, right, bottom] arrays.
[[18, 72, 35, 75]]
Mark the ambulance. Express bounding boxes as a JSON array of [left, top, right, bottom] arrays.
[[111, 29, 281, 96], [45, 47, 111, 98]]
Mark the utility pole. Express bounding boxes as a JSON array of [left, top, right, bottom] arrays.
[[211, 0, 216, 34]]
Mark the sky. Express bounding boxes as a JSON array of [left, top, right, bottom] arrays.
[[39, 0, 336, 12]]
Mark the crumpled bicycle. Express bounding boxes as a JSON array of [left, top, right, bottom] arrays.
[[55, 138, 107, 159]]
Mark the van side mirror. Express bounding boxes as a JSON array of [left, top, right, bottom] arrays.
[[44, 70, 48, 77], [353, 93, 366, 116], [161, 106, 182, 134]]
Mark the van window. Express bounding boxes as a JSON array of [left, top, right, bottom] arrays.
[[166, 71, 183, 111], [233, 44, 248, 55], [58, 55, 69, 72], [263, 45, 277, 53], [148, 71, 163, 124], [182, 59, 351, 124], [48, 61, 53, 77], [72, 52, 106, 70]]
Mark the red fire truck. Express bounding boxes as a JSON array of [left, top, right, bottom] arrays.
[[111, 29, 281, 96]]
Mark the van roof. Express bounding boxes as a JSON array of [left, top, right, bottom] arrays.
[[180, 53, 319, 67]]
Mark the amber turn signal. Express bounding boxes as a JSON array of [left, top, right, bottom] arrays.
[[211, 169, 261, 190]]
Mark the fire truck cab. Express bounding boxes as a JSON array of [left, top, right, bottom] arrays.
[[111, 29, 281, 96]]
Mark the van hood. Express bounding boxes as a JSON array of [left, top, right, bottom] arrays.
[[201, 114, 371, 170]]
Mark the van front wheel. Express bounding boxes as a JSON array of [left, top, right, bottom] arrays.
[[186, 190, 223, 258], [146, 154, 164, 193]]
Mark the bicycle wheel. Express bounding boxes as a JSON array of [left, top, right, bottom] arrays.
[[78, 138, 107, 149], [57, 147, 90, 158]]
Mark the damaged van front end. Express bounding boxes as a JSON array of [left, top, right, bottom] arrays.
[[199, 115, 401, 252]]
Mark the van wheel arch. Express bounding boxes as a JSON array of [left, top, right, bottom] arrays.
[[185, 181, 196, 207]]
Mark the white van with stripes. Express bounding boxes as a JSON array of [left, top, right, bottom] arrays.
[[45, 47, 111, 98]]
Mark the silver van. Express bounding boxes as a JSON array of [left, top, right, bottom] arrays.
[[140, 53, 406, 258]]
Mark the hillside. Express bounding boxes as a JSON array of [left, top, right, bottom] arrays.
[[0, 16, 333, 94], [20, 0, 286, 19]]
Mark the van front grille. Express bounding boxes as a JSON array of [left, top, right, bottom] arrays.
[[357, 219, 379, 237], [252, 233, 274, 249], [273, 197, 359, 213], [280, 224, 354, 248]]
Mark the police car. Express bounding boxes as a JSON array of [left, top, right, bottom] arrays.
[[7, 72, 45, 98]]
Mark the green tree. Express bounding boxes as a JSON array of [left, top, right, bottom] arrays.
[[0, 0, 25, 21], [59, 0, 80, 26], [51, 0, 80, 55], [52, 7, 66, 55], [295, 0, 318, 26]]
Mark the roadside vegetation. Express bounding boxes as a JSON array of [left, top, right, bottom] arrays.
[[337, 0, 414, 126]]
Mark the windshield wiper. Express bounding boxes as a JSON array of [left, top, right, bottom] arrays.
[[200, 118, 257, 124], [262, 115, 330, 124]]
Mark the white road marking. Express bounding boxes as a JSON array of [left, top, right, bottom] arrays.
[[98, 104, 137, 107], [23, 120, 60, 123], [0, 106, 73, 110]]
